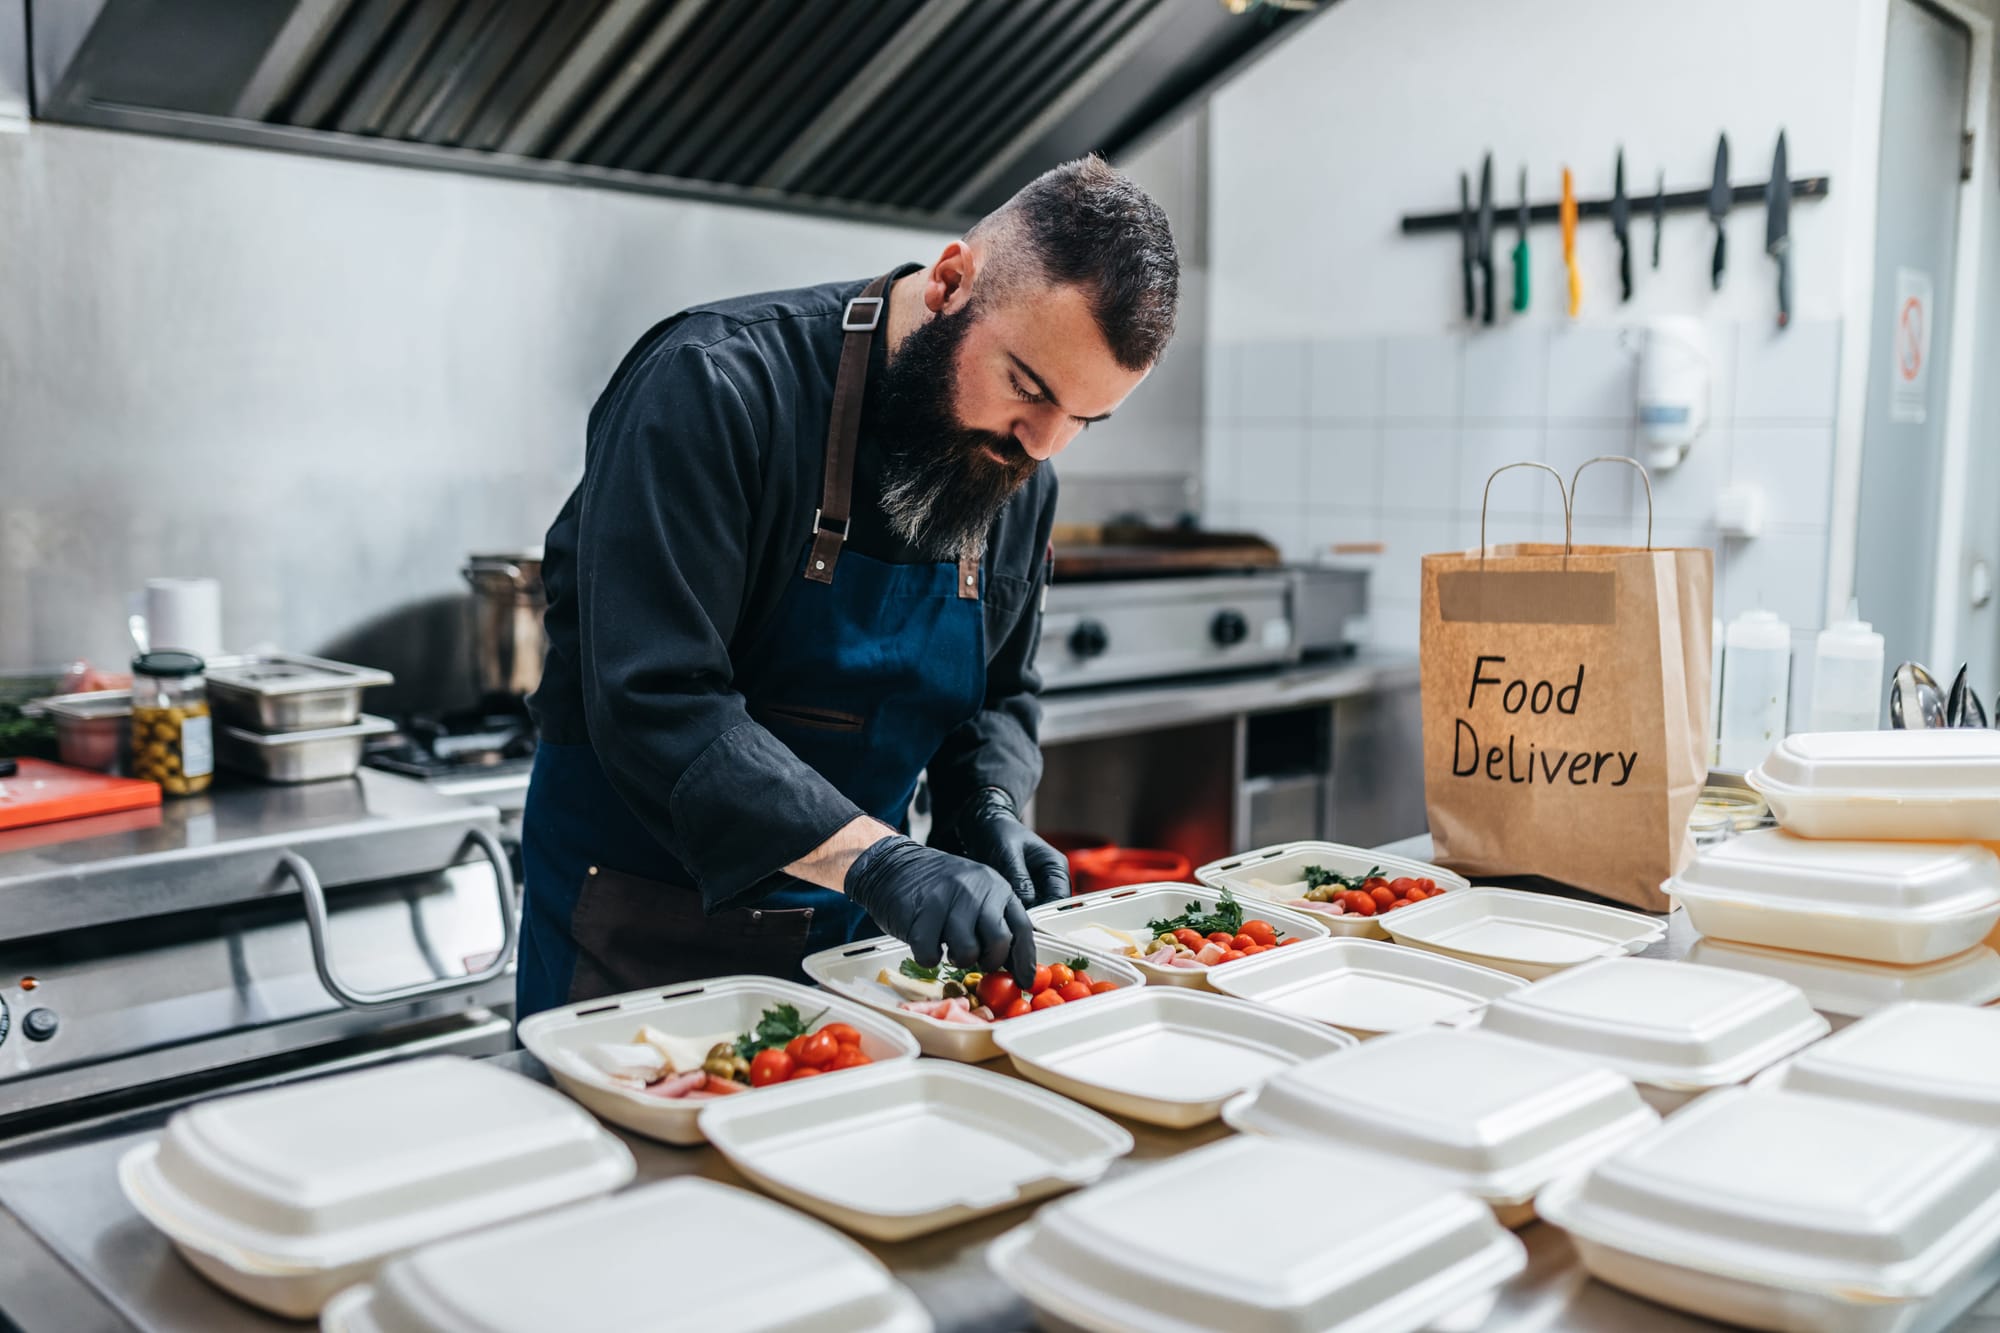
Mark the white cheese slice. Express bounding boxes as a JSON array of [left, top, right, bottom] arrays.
[[633, 1024, 725, 1075], [877, 967, 945, 1002], [1063, 923, 1143, 955], [586, 1041, 668, 1084]]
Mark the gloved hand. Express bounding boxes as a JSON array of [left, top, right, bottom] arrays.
[[955, 787, 1071, 908], [845, 835, 1038, 984]]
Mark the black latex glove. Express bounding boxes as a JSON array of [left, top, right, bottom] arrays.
[[845, 835, 1038, 984], [955, 787, 1072, 908]]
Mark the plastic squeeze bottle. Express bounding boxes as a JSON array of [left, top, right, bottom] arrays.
[[1808, 600, 1885, 732], [1718, 609, 1792, 771]]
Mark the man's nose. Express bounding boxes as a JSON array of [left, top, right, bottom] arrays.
[[1014, 417, 1078, 462]]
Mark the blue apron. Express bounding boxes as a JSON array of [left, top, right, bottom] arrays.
[[516, 275, 986, 1017]]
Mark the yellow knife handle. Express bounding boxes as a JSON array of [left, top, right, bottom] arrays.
[[1568, 265, 1582, 318], [1560, 168, 1579, 317]]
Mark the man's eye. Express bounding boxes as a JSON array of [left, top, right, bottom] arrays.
[[1009, 372, 1044, 404]]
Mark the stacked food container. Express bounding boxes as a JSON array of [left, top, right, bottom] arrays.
[[204, 652, 395, 783]]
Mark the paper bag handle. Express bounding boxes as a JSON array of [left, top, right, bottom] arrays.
[[1479, 461, 1573, 565], [1568, 455, 1656, 551]]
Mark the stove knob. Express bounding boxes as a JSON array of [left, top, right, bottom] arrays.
[[1068, 619, 1110, 660], [1210, 609, 1249, 647], [22, 1007, 56, 1042]]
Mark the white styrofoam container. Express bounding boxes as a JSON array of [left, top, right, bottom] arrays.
[[516, 976, 920, 1146], [1669, 830, 2000, 964], [1028, 883, 1331, 989], [988, 1136, 1526, 1333], [1538, 1088, 2000, 1332], [1223, 1028, 1658, 1227], [990, 985, 1355, 1128], [319, 1178, 931, 1333], [117, 1057, 635, 1319], [1754, 1001, 2000, 1130], [694, 1059, 1131, 1241], [1687, 937, 2000, 1018], [1194, 841, 1470, 939], [801, 932, 1147, 1061], [1380, 887, 1667, 980], [1747, 729, 2000, 841], [1477, 956, 1830, 1113], [1206, 937, 1525, 1037]]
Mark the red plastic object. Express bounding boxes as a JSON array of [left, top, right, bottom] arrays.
[[1071, 846, 1195, 894], [0, 758, 162, 831]]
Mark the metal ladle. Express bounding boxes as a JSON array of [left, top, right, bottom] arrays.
[[1890, 661, 1948, 729], [1947, 664, 1989, 728]]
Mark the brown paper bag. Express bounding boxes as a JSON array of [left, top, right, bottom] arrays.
[[1419, 459, 1713, 911]]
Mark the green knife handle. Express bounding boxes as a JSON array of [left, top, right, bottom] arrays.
[[1511, 241, 1529, 312]]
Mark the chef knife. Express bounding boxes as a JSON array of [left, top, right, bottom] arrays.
[[1766, 130, 1791, 329], [1560, 167, 1580, 317], [1611, 148, 1632, 302], [1651, 169, 1665, 269], [1476, 153, 1496, 324], [1708, 132, 1730, 290], [1459, 171, 1476, 320], [1512, 167, 1530, 313]]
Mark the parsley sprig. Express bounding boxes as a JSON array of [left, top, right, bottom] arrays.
[[1145, 886, 1281, 940], [732, 1003, 829, 1060]]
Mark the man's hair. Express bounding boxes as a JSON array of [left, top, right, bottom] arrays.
[[969, 155, 1179, 370]]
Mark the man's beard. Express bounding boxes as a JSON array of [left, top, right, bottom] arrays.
[[873, 302, 1039, 562]]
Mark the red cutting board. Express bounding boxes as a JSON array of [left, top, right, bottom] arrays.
[[0, 758, 163, 830]]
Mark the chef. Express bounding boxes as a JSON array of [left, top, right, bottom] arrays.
[[516, 157, 1181, 1017]]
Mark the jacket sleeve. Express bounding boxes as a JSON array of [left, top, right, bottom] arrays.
[[575, 341, 861, 910]]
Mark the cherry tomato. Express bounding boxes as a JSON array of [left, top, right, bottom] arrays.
[[1389, 877, 1419, 896], [749, 1048, 795, 1087], [1089, 979, 1118, 995], [796, 1031, 839, 1069], [1370, 886, 1397, 909], [1048, 963, 1076, 990], [1220, 948, 1245, 963], [1416, 878, 1438, 893], [1241, 920, 1278, 948], [1031, 989, 1066, 1011], [1229, 933, 1256, 952], [1207, 931, 1234, 946], [978, 972, 1021, 1011], [1349, 894, 1377, 916], [1340, 891, 1368, 913], [829, 1047, 871, 1070], [1030, 965, 1053, 995], [1278, 937, 1305, 946], [787, 1066, 823, 1080], [821, 1022, 863, 1048], [1001, 995, 1034, 1019], [1363, 877, 1390, 894], [1173, 928, 1206, 950], [1239, 944, 1265, 955], [785, 1034, 813, 1062], [1057, 979, 1093, 1002]]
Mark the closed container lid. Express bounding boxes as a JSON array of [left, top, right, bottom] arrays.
[[1750, 729, 2000, 801], [204, 652, 394, 694], [1477, 957, 1828, 1090], [988, 1136, 1525, 1333], [1671, 828, 2000, 918], [1686, 938, 2000, 1017], [323, 1179, 931, 1333], [1223, 1028, 1658, 1207], [122, 1057, 635, 1271], [1764, 1001, 2000, 1129], [1537, 1088, 2000, 1300]]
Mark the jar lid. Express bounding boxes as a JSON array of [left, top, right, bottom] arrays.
[[132, 650, 206, 678]]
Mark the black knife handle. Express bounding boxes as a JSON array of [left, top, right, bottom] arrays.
[[1712, 227, 1726, 290], [1619, 242, 1633, 302], [1480, 258, 1495, 325], [1462, 255, 1475, 320], [1776, 250, 1791, 329]]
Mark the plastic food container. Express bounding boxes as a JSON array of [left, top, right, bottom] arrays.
[[1754, 1001, 2000, 1130], [989, 1136, 1526, 1333], [1195, 840, 1469, 939], [801, 933, 1147, 1062], [516, 976, 920, 1146], [1381, 887, 1667, 980], [1670, 829, 2000, 964], [1027, 882, 1330, 989], [1748, 729, 2000, 841], [1207, 937, 1525, 1037], [1538, 1088, 2000, 1333], [320, 1178, 932, 1333], [33, 689, 132, 772], [1687, 937, 2000, 1018], [1223, 1027, 1658, 1227], [1477, 957, 1829, 1112], [990, 985, 1354, 1128], [116, 1056, 634, 1319], [695, 1060, 1131, 1242]]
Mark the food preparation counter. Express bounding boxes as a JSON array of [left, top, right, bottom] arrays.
[[1038, 650, 1418, 746]]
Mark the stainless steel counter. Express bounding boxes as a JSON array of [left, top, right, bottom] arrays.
[[1039, 651, 1418, 746]]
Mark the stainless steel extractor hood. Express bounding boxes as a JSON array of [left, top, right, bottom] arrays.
[[29, 0, 1321, 226]]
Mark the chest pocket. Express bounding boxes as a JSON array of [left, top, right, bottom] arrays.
[[982, 570, 1041, 664]]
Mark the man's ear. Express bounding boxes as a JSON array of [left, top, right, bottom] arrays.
[[924, 240, 976, 315]]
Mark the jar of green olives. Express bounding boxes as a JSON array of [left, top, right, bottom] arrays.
[[131, 651, 214, 797]]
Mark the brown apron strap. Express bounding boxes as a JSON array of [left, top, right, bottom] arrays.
[[804, 272, 892, 585], [957, 551, 979, 600]]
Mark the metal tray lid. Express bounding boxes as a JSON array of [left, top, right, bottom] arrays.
[[1537, 1088, 2000, 1300], [1476, 957, 1829, 1090], [1759, 1001, 2000, 1129], [1671, 828, 2000, 917], [1750, 728, 2000, 799], [218, 714, 396, 747], [989, 1136, 1525, 1333], [323, 1179, 932, 1333], [1223, 1027, 1658, 1207], [203, 653, 394, 696], [118, 1057, 634, 1271]]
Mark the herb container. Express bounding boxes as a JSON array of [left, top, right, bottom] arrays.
[[129, 651, 213, 797], [1196, 840, 1469, 940]]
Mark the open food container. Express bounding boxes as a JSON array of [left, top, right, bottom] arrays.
[[802, 932, 1146, 1062], [1687, 937, 2000, 1018], [1028, 882, 1330, 989], [204, 652, 393, 732], [1223, 1027, 1658, 1227], [1754, 1001, 2000, 1130], [215, 714, 396, 783], [516, 976, 920, 1146], [1748, 729, 2000, 841], [320, 1178, 932, 1333], [1381, 886, 1667, 980], [1669, 830, 2000, 964], [695, 1060, 1131, 1242], [991, 985, 1354, 1128], [1476, 956, 1829, 1113], [988, 1136, 1526, 1333], [116, 1056, 633, 1319], [1195, 840, 1468, 939], [31, 688, 132, 772], [1538, 1088, 2000, 1333], [1207, 937, 1525, 1037]]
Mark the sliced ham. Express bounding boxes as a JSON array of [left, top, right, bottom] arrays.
[[1143, 945, 1179, 966], [1195, 942, 1228, 966], [701, 1073, 749, 1094], [639, 1069, 707, 1099], [1167, 954, 1207, 969]]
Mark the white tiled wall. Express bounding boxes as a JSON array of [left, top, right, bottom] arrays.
[[1204, 319, 1844, 724]]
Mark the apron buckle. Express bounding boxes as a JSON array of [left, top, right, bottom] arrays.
[[842, 295, 884, 331]]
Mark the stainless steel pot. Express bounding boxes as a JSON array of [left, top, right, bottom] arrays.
[[462, 550, 547, 699]]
